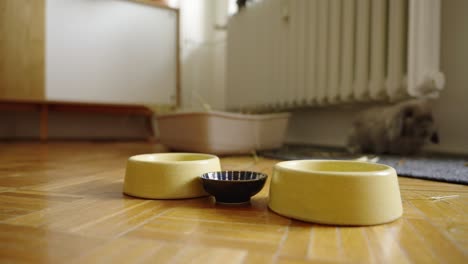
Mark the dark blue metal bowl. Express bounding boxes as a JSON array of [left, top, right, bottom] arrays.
[[200, 171, 268, 204]]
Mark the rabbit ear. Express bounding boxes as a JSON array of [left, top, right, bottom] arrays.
[[387, 108, 406, 140], [430, 131, 439, 143]]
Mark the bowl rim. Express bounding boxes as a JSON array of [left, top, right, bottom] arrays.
[[128, 153, 219, 164], [274, 160, 394, 177], [200, 170, 268, 182]]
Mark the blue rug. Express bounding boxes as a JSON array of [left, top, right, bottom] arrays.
[[260, 145, 468, 185]]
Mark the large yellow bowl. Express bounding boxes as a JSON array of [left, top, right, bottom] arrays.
[[123, 153, 221, 199], [269, 160, 403, 226]]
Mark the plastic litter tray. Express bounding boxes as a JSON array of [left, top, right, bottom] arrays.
[[156, 111, 290, 155]]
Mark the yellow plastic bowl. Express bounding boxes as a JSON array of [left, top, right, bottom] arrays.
[[123, 153, 221, 199], [268, 160, 403, 226]]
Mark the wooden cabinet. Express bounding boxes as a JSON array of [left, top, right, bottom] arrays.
[[0, 0, 45, 100], [0, 0, 179, 106], [0, 0, 179, 141]]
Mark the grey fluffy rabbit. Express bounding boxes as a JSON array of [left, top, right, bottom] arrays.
[[347, 99, 439, 155]]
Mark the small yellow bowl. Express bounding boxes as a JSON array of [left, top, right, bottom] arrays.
[[269, 160, 403, 226], [123, 153, 221, 199]]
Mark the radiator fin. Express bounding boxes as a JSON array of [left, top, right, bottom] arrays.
[[227, 0, 443, 111]]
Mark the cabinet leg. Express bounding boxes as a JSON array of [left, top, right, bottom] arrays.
[[40, 104, 48, 141]]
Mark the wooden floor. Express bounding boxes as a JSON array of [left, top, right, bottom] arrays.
[[0, 142, 467, 263]]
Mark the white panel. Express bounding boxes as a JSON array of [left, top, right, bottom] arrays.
[[263, 0, 276, 109], [275, 0, 286, 109], [327, 0, 342, 104], [226, 11, 241, 109], [269, 0, 282, 109], [339, 0, 355, 102], [296, 0, 307, 106], [408, 0, 444, 97], [278, 0, 289, 108], [247, 7, 260, 109], [228, 8, 255, 110], [258, 0, 270, 108], [238, 9, 250, 109], [316, 0, 329, 104], [255, 3, 267, 108], [265, 0, 275, 109], [305, 0, 318, 105], [387, 0, 407, 100], [353, 0, 370, 101], [369, 0, 388, 100], [46, 0, 177, 105], [237, 8, 255, 109], [271, 0, 286, 107], [287, 0, 297, 106]]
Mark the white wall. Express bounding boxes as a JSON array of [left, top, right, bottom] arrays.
[[430, 0, 468, 154], [46, 0, 177, 105], [286, 0, 468, 155], [179, 0, 228, 111]]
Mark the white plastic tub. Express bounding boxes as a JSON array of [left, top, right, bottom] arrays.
[[156, 111, 290, 155]]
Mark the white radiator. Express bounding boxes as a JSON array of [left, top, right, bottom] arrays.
[[226, 0, 444, 111]]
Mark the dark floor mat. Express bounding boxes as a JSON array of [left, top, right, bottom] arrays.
[[260, 145, 468, 185]]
